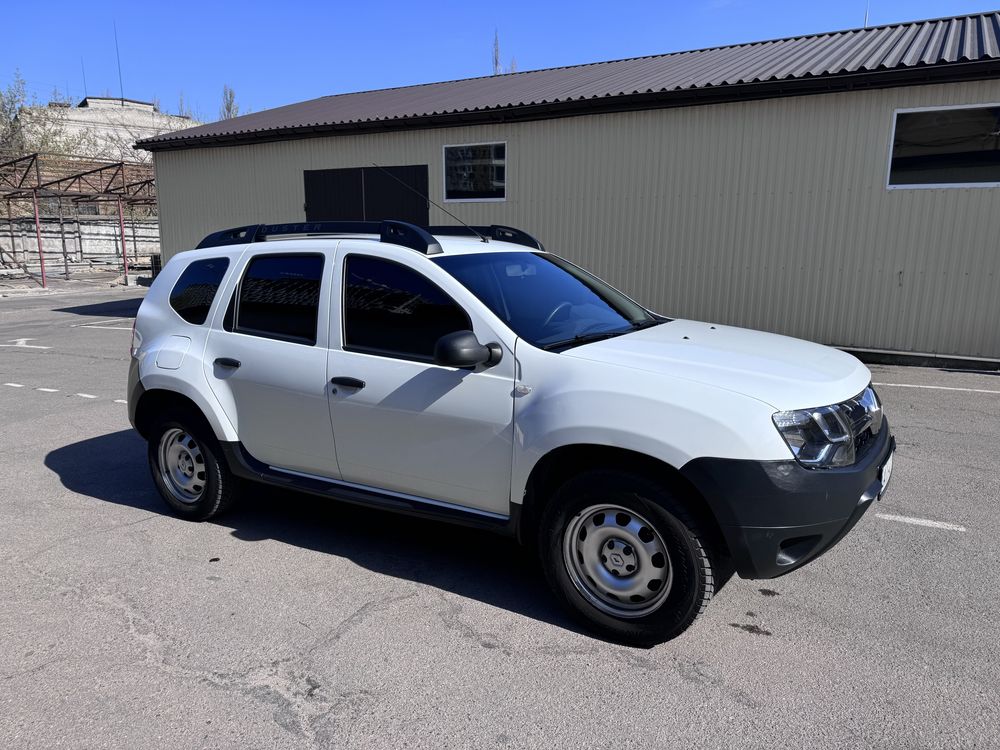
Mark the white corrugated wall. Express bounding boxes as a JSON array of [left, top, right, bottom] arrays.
[[153, 79, 1000, 359]]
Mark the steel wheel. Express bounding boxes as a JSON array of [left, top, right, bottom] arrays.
[[157, 427, 206, 504], [562, 504, 673, 618]]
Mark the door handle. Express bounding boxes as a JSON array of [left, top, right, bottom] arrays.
[[214, 357, 241, 369], [330, 376, 365, 389]]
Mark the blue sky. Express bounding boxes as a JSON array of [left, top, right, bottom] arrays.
[[4, 0, 998, 122]]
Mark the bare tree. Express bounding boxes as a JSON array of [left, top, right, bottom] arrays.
[[0, 70, 96, 158], [491, 31, 518, 75], [219, 84, 241, 120], [177, 92, 193, 119], [0, 70, 27, 153]]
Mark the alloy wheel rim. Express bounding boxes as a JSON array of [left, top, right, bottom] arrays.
[[157, 428, 206, 504], [562, 504, 673, 618]]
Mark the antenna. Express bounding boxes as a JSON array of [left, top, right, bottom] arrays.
[[369, 163, 489, 242], [864, 0, 871, 27], [80, 57, 89, 98], [113, 22, 125, 106]]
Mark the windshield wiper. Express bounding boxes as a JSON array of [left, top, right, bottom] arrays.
[[541, 317, 666, 351], [541, 329, 630, 351], [630, 318, 663, 330]]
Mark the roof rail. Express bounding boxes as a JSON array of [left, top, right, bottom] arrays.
[[195, 220, 443, 255], [196, 224, 262, 248], [428, 225, 544, 251]]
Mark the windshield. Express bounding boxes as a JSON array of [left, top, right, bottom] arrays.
[[434, 252, 660, 349]]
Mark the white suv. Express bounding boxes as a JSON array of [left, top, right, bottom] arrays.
[[128, 221, 894, 645]]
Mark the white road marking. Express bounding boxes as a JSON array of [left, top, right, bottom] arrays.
[[70, 318, 127, 326], [4, 382, 24, 387], [873, 382, 1000, 395], [875, 513, 967, 532], [35, 387, 59, 393], [0, 338, 50, 349], [75, 393, 97, 399], [71, 318, 132, 331], [114, 399, 127, 404]]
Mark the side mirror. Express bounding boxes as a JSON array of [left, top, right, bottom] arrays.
[[434, 330, 502, 369]]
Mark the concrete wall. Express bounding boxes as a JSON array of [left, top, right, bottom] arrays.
[[152, 79, 1000, 359], [0, 216, 160, 272]]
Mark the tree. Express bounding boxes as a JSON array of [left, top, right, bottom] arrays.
[[492, 31, 517, 75], [219, 84, 240, 120], [177, 92, 193, 119], [0, 71, 201, 165], [0, 70, 28, 155], [0, 70, 96, 158]]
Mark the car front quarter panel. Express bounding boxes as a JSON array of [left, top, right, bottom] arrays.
[[511, 341, 791, 506]]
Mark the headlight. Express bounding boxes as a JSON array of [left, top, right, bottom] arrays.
[[772, 386, 884, 469], [772, 405, 856, 467]]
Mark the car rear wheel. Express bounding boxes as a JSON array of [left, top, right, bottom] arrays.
[[148, 410, 238, 521], [539, 470, 715, 646]]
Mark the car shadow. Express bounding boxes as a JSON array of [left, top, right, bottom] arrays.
[[44, 429, 586, 637], [54, 297, 142, 319]]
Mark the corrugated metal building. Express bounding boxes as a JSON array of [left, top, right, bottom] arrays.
[[139, 13, 1000, 361]]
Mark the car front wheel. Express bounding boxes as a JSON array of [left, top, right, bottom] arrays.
[[539, 470, 715, 646]]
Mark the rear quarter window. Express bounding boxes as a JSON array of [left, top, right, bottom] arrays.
[[170, 258, 230, 324]]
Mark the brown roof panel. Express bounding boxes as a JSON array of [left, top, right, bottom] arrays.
[[139, 11, 1000, 151]]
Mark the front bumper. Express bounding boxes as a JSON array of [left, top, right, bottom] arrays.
[[680, 420, 894, 579]]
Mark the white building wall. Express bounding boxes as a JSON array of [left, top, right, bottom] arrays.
[[17, 97, 199, 162]]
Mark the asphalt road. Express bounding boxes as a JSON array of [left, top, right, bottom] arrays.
[[1, 286, 998, 749]]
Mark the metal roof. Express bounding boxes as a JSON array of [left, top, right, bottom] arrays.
[[139, 11, 1000, 151]]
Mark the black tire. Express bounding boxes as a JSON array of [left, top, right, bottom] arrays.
[[539, 470, 715, 647], [147, 407, 239, 521]]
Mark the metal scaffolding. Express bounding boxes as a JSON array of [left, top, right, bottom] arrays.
[[0, 152, 157, 288]]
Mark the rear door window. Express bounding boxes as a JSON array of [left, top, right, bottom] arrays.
[[231, 254, 324, 345], [169, 258, 230, 324]]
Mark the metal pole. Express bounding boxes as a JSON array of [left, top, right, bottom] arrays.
[[5, 201, 15, 266], [58, 197, 69, 279], [17, 218, 25, 266], [128, 203, 138, 267], [117, 196, 129, 285], [74, 207, 83, 262], [31, 190, 47, 289]]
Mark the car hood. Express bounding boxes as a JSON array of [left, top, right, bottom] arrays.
[[563, 319, 871, 410]]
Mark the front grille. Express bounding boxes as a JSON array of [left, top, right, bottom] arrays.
[[840, 387, 884, 462]]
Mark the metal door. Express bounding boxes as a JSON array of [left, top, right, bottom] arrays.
[[303, 165, 429, 225]]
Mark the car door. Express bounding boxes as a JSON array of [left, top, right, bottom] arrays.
[[327, 245, 515, 515], [204, 249, 341, 478]]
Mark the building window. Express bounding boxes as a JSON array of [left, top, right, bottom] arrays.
[[233, 254, 324, 345], [444, 142, 506, 201], [343, 255, 471, 361], [169, 257, 229, 324], [889, 105, 1000, 187]]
